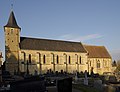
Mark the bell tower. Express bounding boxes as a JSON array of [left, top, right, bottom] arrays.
[[4, 11, 21, 74]]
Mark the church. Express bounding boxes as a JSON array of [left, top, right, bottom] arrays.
[[4, 11, 112, 75]]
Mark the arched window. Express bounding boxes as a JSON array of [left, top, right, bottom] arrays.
[[104, 60, 107, 67], [63, 53, 67, 64], [29, 54, 31, 64], [23, 53, 26, 61], [79, 56, 81, 64], [21, 52, 25, 72], [97, 60, 100, 68], [43, 55, 46, 64], [75, 54, 78, 64], [57, 55, 59, 64], [69, 56, 71, 64], [37, 53, 41, 63], [90, 61, 91, 66], [51, 53, 54, 64], [21, 52, 26, 62]]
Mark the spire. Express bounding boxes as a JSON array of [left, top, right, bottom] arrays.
[[4, 11, 21, 29]]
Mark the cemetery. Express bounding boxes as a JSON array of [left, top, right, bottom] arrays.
[[0, 69, 120, 92]]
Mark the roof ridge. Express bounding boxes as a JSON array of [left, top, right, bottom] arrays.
[[84, 44, 104, 47], [20, 36, 82, 44]]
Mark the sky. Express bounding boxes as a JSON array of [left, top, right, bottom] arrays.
[[0, 0, 120, 61]]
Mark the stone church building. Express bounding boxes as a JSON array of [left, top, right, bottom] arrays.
[[4, 11, 112, 75], [84, 45, 112, 74]]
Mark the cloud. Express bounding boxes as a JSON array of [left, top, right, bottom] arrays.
[[57, 34, 103, 42]]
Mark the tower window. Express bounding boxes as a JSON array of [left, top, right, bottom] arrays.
[[11, 29, 13, 34], [12, 40, 13, 42]]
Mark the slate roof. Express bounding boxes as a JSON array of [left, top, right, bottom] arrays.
[[84, 45, 111, 58], [4, 11, 21, 29], [20, 37, 87, 53]]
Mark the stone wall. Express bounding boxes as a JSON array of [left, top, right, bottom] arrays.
[[88, 58, 112, 74], [19, 50, 88, 74]]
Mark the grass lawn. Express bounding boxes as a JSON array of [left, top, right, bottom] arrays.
[[72, 84, 100, 92]]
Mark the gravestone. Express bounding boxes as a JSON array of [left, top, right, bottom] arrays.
[[108, 85, 116, 92], [34, 70, 38, 76], [109, 76, 117, 83], [57, 77, 72, 92], [74, 71, 78, 83], [94, 79, 102, 91], [84, 70, 88, 85], [10, 76, 47, 92]]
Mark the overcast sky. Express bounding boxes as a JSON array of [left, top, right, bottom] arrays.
[[0, 0, 120, 61]]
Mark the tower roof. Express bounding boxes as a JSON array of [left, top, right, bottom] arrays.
[[4, 11, 21, 29]]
